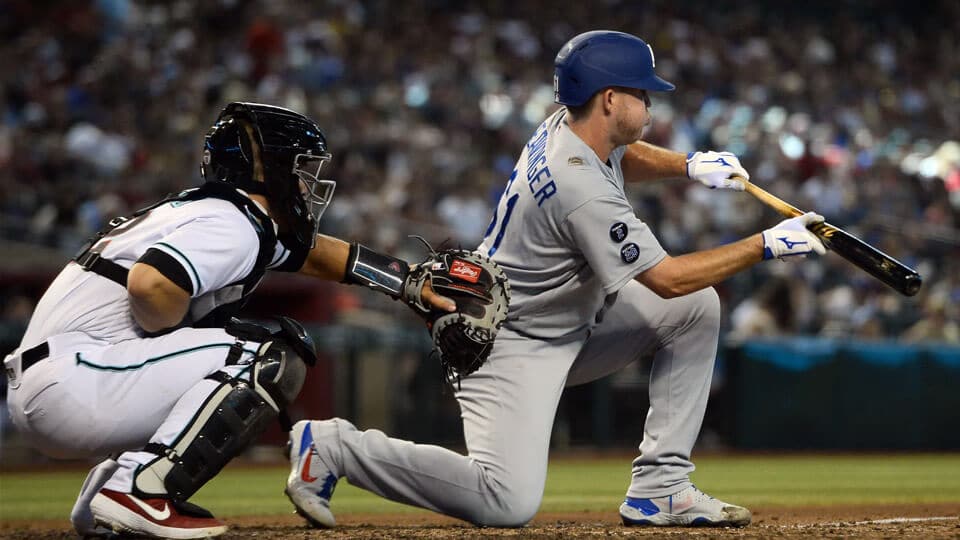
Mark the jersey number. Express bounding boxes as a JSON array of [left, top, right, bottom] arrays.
[[484, 192, 518, 256]]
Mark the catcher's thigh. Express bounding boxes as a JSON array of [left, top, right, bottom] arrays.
[[7, 328, 261, 459]]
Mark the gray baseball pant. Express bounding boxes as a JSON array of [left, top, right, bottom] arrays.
[[315, 281, 720, 525]]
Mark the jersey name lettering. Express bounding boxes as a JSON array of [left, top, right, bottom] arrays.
[[524, 122, 558, 207]]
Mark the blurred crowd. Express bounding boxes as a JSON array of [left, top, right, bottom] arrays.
[[1, 0, 958, 342]]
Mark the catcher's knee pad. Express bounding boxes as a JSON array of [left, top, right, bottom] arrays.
[[225, 316, 318, 368], [133, 323, 313, 501], [251, 339, 308, 408]]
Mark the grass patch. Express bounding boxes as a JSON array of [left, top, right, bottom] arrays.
[[1, 453, 958, 521], [544, 454, 960, 509]]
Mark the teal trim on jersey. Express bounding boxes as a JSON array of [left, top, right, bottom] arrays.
[[74, 343, 258, 372], [156, 242, 202, 291]]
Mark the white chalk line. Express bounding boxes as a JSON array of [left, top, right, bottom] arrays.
[[808, 516, 957, 527], [851, 516, 957, 525]]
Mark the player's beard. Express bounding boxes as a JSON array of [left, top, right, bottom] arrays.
[[614, 113, 647, 146]]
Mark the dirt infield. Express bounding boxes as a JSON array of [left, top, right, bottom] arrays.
[[2, 503, 957, 539]]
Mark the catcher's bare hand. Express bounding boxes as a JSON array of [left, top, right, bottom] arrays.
[[420, 281, 456, 312]]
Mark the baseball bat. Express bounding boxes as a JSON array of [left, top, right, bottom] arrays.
[[740, 180, 922, 296]]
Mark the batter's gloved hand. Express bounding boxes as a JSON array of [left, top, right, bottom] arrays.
[[403, 247, 511, 384], [687, 151, 749, 190], [761, 212, 827, 260]]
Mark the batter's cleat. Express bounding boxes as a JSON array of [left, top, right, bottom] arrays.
[[619, 485, 751, 527], [285, 419, 339, 528], [89, 489, 227, 538]]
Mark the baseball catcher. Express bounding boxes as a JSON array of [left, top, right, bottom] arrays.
[[3, 102, 459, 539]]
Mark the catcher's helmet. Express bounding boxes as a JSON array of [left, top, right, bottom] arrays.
[[202, 102, 335, 248], [553, 30, 675, 107]]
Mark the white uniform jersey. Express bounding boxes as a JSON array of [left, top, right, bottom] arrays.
[[478, 108, 666, 338], [21, 196, 297, 347]]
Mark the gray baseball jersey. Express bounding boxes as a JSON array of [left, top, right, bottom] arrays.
[[478, 108, 666, 338]]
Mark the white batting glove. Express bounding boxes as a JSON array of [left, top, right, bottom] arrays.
[[761, 212, 827, 260], [686, 151, 749, 190]]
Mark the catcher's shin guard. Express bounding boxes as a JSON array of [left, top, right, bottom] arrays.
[[132, 336, 310, 501]]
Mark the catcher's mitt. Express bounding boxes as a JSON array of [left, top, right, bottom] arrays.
[[403, 247, 511, 384]]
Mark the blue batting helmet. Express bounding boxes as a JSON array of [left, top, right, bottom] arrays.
[[553, 30, 675, 107]]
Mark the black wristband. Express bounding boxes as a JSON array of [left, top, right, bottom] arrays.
[[343, 242, 410, 298]]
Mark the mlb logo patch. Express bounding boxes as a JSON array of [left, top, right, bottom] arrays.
[[610, 222, 628, 243], [450, 259, 482, 283]]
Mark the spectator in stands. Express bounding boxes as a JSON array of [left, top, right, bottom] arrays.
[[1, 0, 958, 340]]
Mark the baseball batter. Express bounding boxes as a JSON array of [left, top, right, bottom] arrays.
[[286, 30, 827, 529], [4, 103, 454, 539]]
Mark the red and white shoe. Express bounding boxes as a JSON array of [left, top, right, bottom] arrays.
[[71, 458, 119, 536], [90, 489, 227, 539]]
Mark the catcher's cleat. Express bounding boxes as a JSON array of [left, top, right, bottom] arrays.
[[89, 489, 227, 538], [285, 420, 339, 528], [619, 485, 751, 527], [71, 458, 119, 537]]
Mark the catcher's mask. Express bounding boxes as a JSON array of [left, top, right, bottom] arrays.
[[201, 102, 335, 248]]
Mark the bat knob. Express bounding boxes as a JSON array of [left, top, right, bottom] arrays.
[[903, 274, 923, 297]]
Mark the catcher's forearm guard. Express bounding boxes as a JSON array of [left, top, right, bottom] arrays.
[[343, 243, 410, 298]]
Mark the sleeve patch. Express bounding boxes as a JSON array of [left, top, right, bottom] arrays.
[[620, 243, 640, 264], [610, 222, 628, 243]]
